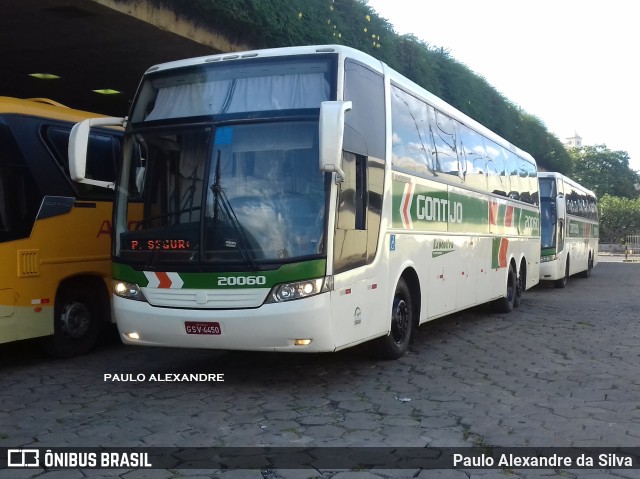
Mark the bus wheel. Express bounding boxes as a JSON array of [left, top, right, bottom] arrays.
[[45, 285, 102, 358], [372, 277, 413, 359], [514, 264, 526, 308], [555, 257, 570, 288], [580, 254, 593, 278], [493, 265, 516, 313]]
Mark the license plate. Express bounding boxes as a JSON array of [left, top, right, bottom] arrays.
[[184, 321, 221, 335]]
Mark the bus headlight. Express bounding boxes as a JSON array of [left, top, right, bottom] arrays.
[[266, 276, 333, 303], [541, 255, 557, 263], [113, 281, 147, 302]]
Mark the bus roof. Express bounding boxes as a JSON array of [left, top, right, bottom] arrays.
[[140, 45, 535, 166], [538, 171, 597, 198], [0, 97, 106, 123], [142, 44, 382, 75]]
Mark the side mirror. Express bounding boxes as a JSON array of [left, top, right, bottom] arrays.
[[69, 116, 126, 189], [556, 195, 566, 218], [319, 101, 352, 183]]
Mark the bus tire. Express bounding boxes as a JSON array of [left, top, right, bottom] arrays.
[[493, 265, 516, 313], [514, 261, 526, 308], [580, 253, 593, 278], [44, 282, 104, 358], [372, 277, 413, 359], [555, 256, 570, 288]]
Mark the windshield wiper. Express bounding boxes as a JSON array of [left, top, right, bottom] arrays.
[[210, 150, 259, 270]]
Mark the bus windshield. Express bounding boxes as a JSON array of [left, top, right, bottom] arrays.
[[130, 55, 335, 123], [540, 199, 557, 249], [539, 177, 556, 199], [116, 121, 327, 269]]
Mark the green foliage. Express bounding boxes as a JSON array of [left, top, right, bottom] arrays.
[[385, 35, 443, 96], [568, 145, 639, 199], [598, 195, 640, 243], [133, 0, 596, 174]]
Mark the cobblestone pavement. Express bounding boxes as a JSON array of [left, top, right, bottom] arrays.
[[1, 259, 639, 479]]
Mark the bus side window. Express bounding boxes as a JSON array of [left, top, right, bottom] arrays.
[[343, 59, 385, 160], [485, 140, 508, 197], [390, 85, 435, 177], [337, 151, 367, 231], [457, 123, 487, 191], [528, 162, 539, 205], [505, 151, 520, 201], [85, 134, 119, 190], [0, 122, 41, 242], [518, 158, 532, 204], [46, 126, 120, 199], [431, 109, 463, 182]]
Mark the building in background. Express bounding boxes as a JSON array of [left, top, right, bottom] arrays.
[[565, 132, 583, 148]]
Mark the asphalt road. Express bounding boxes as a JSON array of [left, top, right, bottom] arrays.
[[1, 258, 639, 479]]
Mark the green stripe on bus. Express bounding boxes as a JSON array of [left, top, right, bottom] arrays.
[[567, 218, 600, 238], [391, 178, 540, 236], [113, 259, 327, 289]]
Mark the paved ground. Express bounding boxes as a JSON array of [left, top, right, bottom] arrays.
[[1, 257, 639, 478]]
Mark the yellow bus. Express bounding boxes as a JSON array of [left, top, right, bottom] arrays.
[[0, 97, 121, 357]]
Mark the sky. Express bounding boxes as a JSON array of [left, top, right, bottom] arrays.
[[365, 0, 640, 170]]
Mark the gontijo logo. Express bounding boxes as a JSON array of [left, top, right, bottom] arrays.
[[399, 182, 464, 229], [415, 195, 463, 224]]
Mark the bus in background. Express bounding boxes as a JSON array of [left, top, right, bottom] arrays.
[[539, 172, 598, 287], [70, 45, 540, 359], [0, 97, 121, 357]]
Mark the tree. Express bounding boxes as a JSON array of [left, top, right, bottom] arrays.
[[141, 0, 626, 176], [598, 195, 640, 243], [569, 144, 639, 198]]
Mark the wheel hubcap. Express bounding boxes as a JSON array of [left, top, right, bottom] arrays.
[[59, 301, 91, 339], [391, 297, 409, 344]]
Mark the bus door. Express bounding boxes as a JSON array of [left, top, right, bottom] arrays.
[[0, 117, 40, 343], [0, 289, 17, 342]]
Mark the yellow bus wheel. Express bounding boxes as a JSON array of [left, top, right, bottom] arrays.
[[44, 282, 104, 358]]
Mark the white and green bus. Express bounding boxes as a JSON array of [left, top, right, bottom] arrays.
[[69, 45, 540, 358], [539, 172, 598, 287]]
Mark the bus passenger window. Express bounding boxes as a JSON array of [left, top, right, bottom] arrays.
[[390, 85, 435, 176], [485, 141, 508, 196], [0, 124, 40, 242], [431, 109, 462, 181], [527, 162, 539, 205], [505, 152, 520, 200], [518, 158, 534, 204], [458, 123, 487, 191]]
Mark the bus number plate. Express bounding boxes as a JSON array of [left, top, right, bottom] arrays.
[[185, 321, 221, 335]]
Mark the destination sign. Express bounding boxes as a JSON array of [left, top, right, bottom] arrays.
[[129, 239, 192, 251]]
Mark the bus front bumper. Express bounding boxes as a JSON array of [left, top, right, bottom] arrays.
[[540, 257, 563, 281], [113, 293, 335, 352]]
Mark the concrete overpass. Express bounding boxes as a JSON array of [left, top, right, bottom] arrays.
[[1, 0, 248, 116]]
